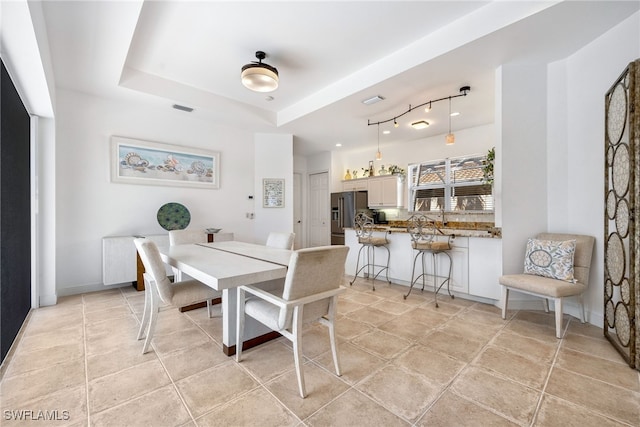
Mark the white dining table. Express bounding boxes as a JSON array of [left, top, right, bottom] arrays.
[[158, 241, 292, 355]]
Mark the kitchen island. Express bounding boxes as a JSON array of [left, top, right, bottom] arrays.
[[344, 223, 502, 303]]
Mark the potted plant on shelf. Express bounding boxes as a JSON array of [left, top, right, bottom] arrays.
[[483, 147, 495, 185], [388, 165, 406, 180]]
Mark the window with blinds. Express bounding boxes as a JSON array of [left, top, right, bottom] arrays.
[[409, 155, 494, 212]]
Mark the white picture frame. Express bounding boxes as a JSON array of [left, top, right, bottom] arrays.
[[263, 178, 285, 208], [111, 136, 220, 189]]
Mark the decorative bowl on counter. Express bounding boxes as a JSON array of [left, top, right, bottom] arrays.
[[206, 228, 222, 233]]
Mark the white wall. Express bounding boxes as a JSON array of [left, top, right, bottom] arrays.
[[253, 133, 294, 245], [546, 11, 640, 325], [35, 117, 57, 306], [55, 89, 257, 294], [498, 64, 549, 276]]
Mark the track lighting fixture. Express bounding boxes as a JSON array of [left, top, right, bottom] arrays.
[[368, 86, 470, 145]]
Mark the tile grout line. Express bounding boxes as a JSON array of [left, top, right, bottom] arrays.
[[335, 283, 488, 425], [123, 289, 296, 426], [149, 343, 199, 425], [119, 287, 202, 425], [527, 317, 640, 427], [74, 282, 634, 426], [82, 294, 91, 427], [317, 281, 619, 426], [413, 305, 526, 426], [527, 316, 571, 427]]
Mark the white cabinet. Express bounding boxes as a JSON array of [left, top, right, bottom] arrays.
[[468, 237, 502, 300], [437, 237, 469, 295], [367, 176, 404, 208], [344, 229, 502, 301], [344, 230, 467, 294], [102, 234, 172, 285], [342, 178, 368, 191]]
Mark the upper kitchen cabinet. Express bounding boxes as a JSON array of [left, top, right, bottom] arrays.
[[342, 178, 368, 192], [368, 175, 404, 208]]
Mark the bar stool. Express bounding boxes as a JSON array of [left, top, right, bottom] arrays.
[[404, 214, 454, 307], [350, 213, 391, 291]]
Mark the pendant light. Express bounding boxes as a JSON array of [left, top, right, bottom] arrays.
[[376, 123, 382, 160], [446, 96, 455, 145], [241, 51, 279, 92]]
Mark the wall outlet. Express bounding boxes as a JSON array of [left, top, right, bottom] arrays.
[[246, 212, 254, 219]]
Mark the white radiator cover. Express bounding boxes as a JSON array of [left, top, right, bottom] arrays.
[[102, 235, 171, 285]]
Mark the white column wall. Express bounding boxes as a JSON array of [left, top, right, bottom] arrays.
[[546, 61, 570, 233], [546, 12, 640, 325], [36, 117, 57, 306], [253, 133, 294, 245], [498, 64, 549, 276]]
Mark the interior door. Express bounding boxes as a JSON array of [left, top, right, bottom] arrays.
[[308, 172, 329, 247], [293, 172, 303, 249]]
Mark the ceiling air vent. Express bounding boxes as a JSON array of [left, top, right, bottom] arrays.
[[172, 104, 194, 112], [362, 95, 385, 106]]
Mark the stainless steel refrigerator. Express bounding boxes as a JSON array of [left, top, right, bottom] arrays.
[[331, 191, 369, 245]]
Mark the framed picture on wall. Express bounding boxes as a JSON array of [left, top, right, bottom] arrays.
[[263, 178, 285, 208], [111, 136, 220, 189]]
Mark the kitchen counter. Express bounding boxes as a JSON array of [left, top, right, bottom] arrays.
[[354, 220, 502, 239], [344, 227, 503, 301]]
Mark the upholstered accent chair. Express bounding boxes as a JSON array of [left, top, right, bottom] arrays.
[[134, 238, 221, 354], [349, 213, 390, 290], [236, 245, 349, 398], [499, 232, 595, 338], [266, 231, 295, 250]]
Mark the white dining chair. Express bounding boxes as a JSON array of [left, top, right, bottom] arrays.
[[168, 229, 208, 281], [266, 231, 295, 250], [236, 245, 349, 398], [134, 238, 221, 354]]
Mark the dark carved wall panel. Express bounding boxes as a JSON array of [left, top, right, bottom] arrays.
[[604, 59, 639, 370]]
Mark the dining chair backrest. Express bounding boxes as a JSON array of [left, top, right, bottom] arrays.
[[134, 238, 174, 303], [266, 231, 295, 250], [280, 245, 348, 325], [169, 229, 207, 246]]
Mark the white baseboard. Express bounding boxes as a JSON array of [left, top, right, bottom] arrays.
[[388, 277, 603, 328], [57, 282, 132, 297], [39, 293, 57, 307], [505, 294, 603, 328]]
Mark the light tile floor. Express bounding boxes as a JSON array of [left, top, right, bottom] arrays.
[[1, 278, 638, 426]]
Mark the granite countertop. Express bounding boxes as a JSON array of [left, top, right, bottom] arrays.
[[367, 220, 502, 238]]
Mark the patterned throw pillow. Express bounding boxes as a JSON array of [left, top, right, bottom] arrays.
[[523, 238, 577, 282]]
